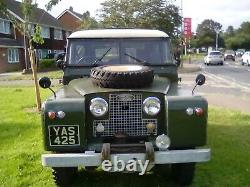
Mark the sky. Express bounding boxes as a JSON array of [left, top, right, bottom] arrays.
[[33, 0, 250, 32]]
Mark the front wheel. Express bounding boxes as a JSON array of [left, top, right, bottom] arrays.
[[52, 167, 77, 187], [171, 163, 196, 186]]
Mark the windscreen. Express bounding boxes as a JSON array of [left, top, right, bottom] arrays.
[[209, 52, 222, 55], [68, 38, 173, 66]]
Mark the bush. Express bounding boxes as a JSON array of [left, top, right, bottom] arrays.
[[39, 59, 56, 69]]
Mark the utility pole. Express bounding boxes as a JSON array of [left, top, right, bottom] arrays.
[[215, 30, 219, 51], [180, 0, 187, 56]]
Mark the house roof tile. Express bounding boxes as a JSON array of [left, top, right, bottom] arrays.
[[2, 0, 67, 30]]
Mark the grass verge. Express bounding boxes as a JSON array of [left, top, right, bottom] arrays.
[[0, 70, 63, 81], [181, 53, 205, 62], [0, 87, 249, 187]]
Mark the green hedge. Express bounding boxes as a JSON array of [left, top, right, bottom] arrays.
[[39, 59, 56, 69]]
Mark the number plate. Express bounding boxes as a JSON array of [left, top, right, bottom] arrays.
[[48, 125, 80, 146]]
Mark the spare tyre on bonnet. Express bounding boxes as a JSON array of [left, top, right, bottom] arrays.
[[90, 65, 154, 88]]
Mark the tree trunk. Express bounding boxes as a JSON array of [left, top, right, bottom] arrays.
[[28, 41, 41, 111]]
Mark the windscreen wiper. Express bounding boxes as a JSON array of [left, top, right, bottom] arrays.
[[93, 48, 112, 65], [124, 53, 150, 66]]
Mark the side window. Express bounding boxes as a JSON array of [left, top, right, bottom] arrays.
[[71, 45, 87, 63]]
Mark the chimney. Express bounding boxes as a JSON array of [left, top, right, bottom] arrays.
[[69, 6, 73, 11]]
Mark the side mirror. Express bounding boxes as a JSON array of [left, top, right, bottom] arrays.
[[39, 77, 51, 89], [39, 77, 56, 99], [175, 59, 181, 67], [56, 60, 64, 69], [192, 74, 206, 95], [196, 74, 206, 86]]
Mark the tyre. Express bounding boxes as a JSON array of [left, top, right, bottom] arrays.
[[90, 65, 154, 88], [52, 167, 77, 187], [171, 163, 196, 186], [153, 164, 171, 176], [247, 61, 250, 66]]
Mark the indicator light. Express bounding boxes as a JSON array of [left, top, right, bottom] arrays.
[[48, 111, 56, 120], [195, 108, 204, 117]]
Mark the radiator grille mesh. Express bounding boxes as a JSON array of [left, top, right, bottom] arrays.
[[93, 94, 157, 137]]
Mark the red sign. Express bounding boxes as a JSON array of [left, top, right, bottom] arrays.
[[183, 18, 192, 39]]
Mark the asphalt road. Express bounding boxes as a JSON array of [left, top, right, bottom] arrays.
[[180, 59, 250, 114]]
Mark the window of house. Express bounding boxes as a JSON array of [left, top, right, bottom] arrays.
[[8, 48, 19, 63], [54, 29, 63, 40], [37, 49, 51, 60], [0, 19, 11, 34], [28, 24, 35, 35], [41, 26, 50, 39]]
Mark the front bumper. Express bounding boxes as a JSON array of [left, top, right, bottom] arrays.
[[42, 148, 211, 167]]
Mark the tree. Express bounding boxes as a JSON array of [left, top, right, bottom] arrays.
[[98, 0, 182, 38], [46, 0, 62, 11], [224, 22, 250, 50], [0, 0, 44, 111], [225, 25, 235, 37], [80, 11, 99, 29], [238, 22, 250, 34], [196, 19, 223, 48]]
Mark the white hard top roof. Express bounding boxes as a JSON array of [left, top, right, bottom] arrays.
[[68, 29, 169, 39]]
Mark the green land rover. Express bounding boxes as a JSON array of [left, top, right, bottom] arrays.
[[39, 29, 210, 186]]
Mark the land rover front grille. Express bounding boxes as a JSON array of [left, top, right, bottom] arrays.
[[93, 94, 157, 137]]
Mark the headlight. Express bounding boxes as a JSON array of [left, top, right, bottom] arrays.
[[143, 97, 161, 116], [90, 98, 108, 117], [155, 134, 171, 150]]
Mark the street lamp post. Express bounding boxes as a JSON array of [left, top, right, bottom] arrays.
[[215, 30, 219, 51]]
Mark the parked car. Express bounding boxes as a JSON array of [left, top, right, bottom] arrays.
[[44, 52, 65, 61], [39, 29, 210, 186], [236, 49, 245, 57], [224, 50, 235, 61], [204, 51, 224, 65], [241, 51, 250, 66]]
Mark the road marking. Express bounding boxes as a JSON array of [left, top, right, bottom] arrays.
[[203, 71, 250, 91]]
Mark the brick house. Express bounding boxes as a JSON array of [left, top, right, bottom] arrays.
[[57, 7, 83, 31], [0, 0, 69, 73]]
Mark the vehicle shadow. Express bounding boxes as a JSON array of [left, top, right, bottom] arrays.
[[70, 168, 179, 187]]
